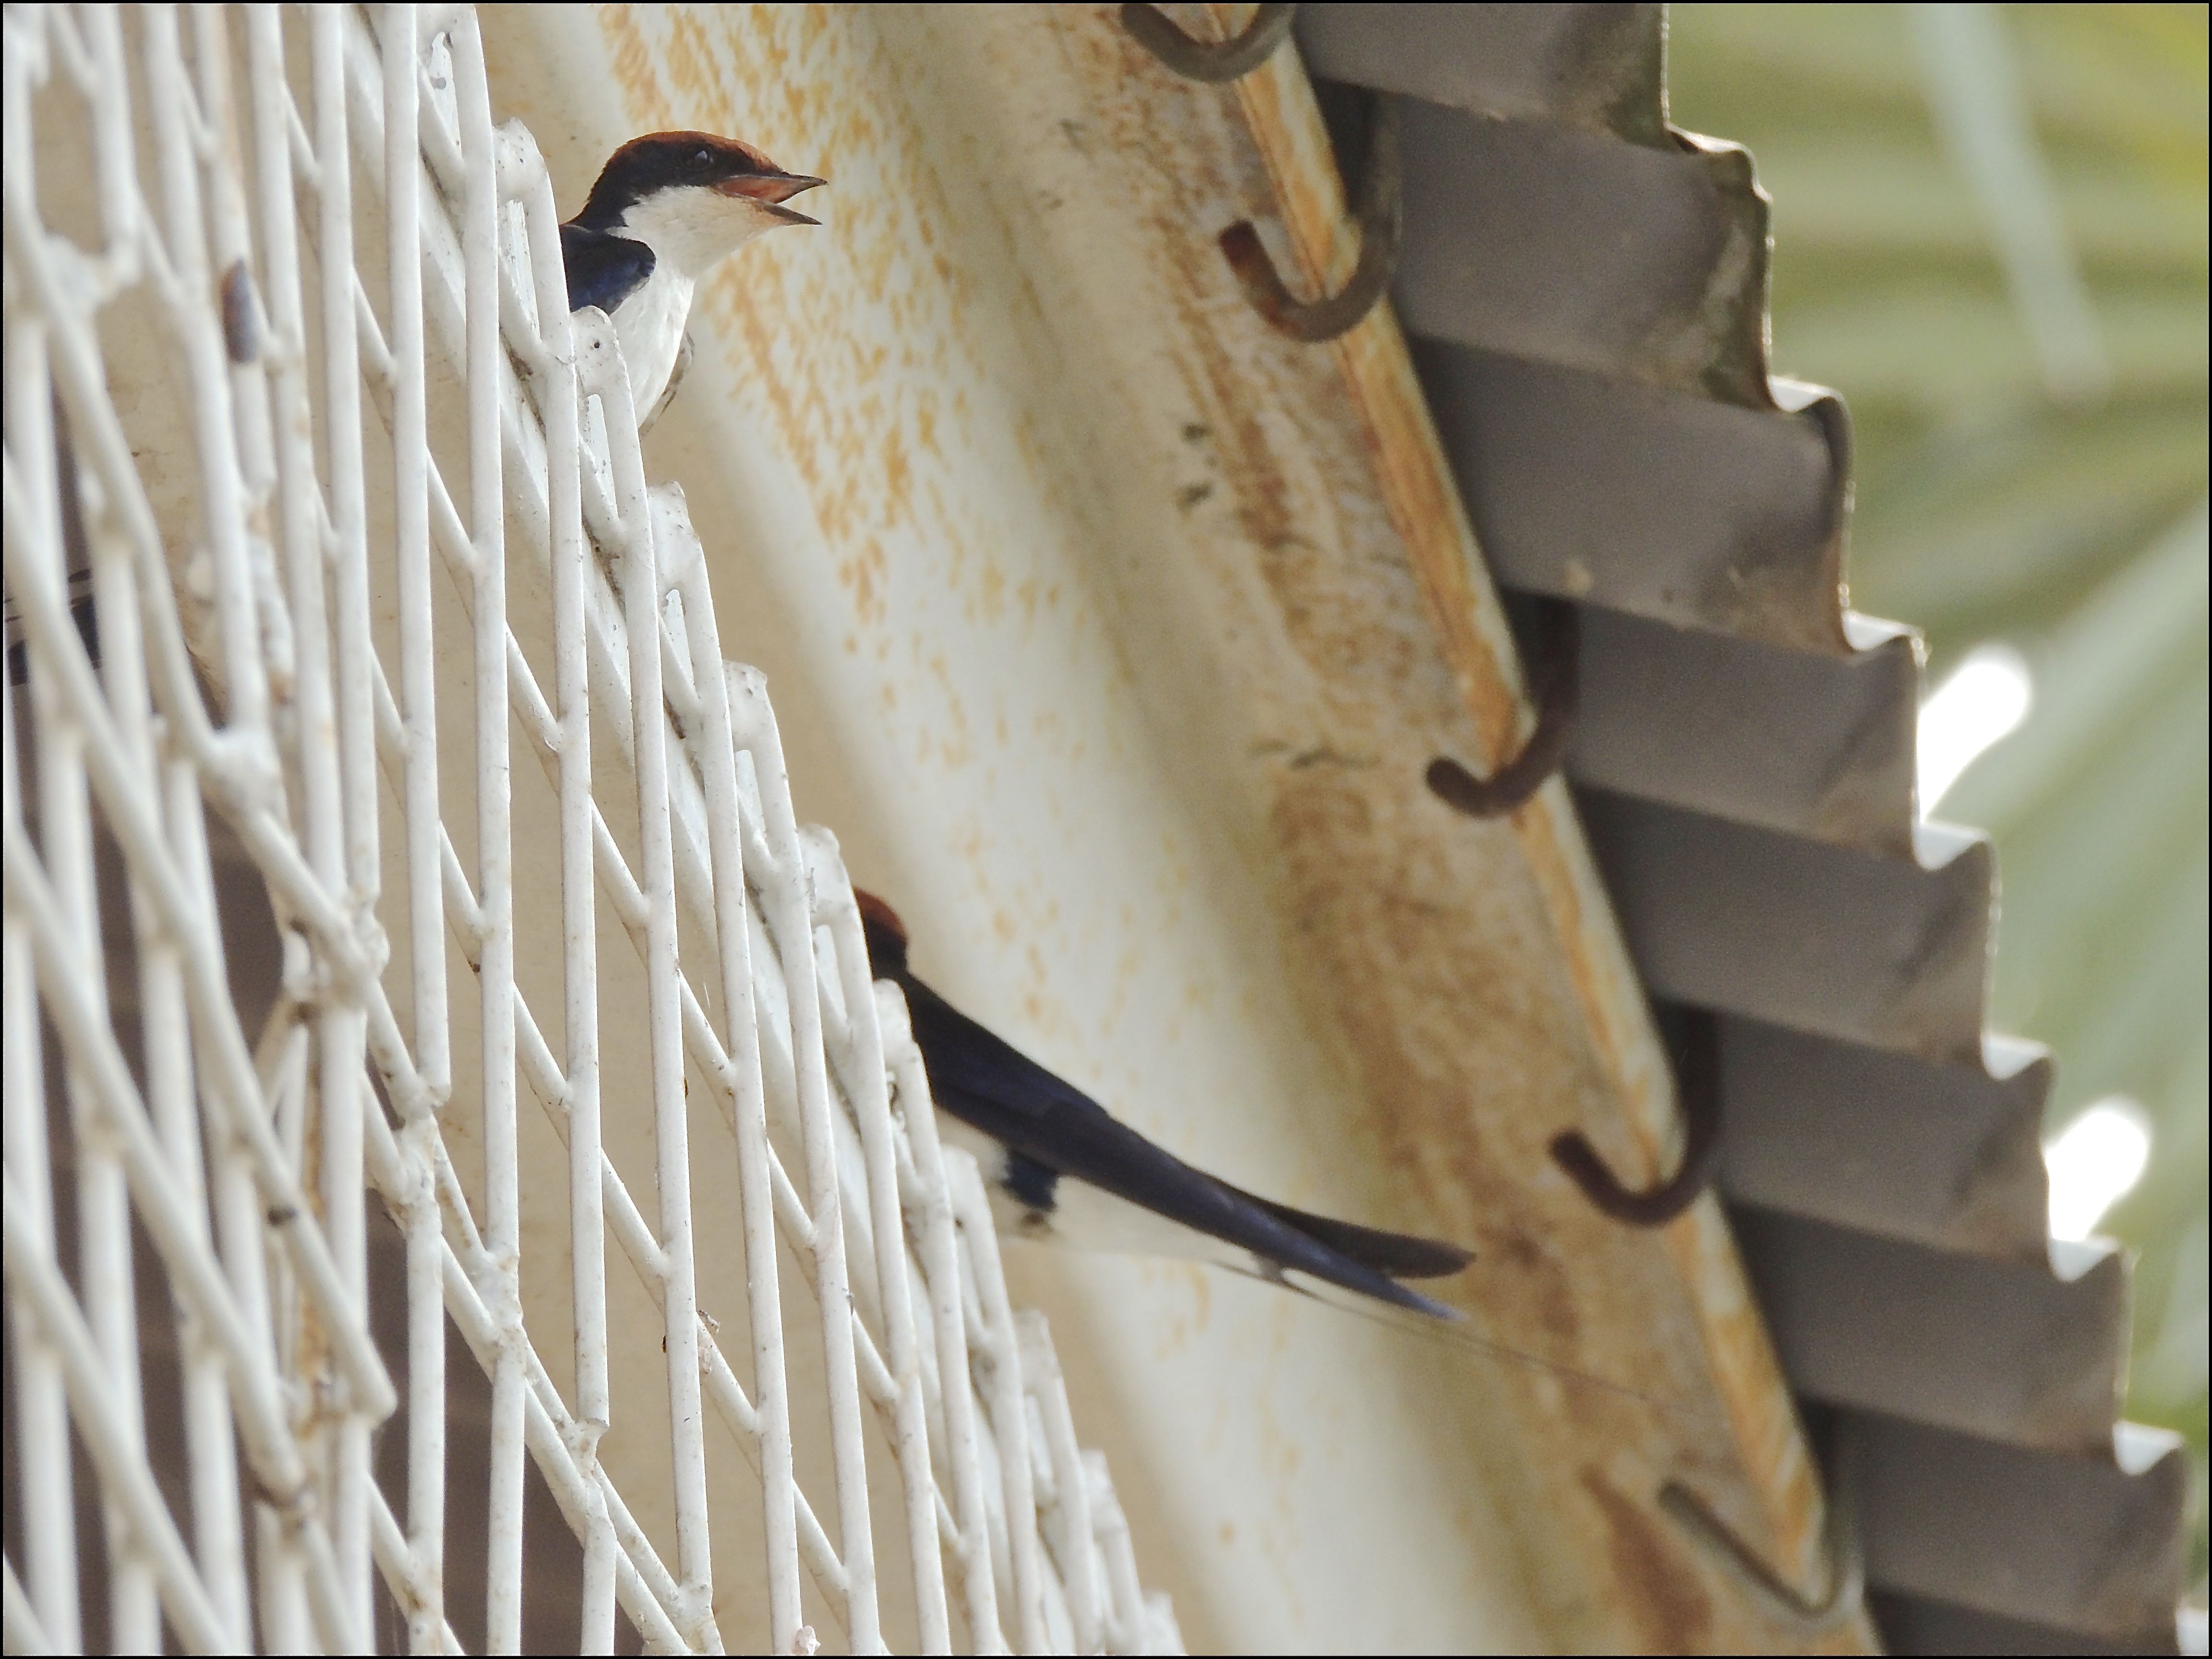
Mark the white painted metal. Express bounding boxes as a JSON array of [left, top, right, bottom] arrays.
[[1, 5, 1175, 1652]]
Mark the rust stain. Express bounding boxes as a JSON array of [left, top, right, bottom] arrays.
[[598, 5, 673, 130], [1580, 1466, 1718, 1653], [1224, 13, 1841, 1625]]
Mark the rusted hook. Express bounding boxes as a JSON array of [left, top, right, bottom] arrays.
[[1659, 1419, 1863, 1634], [1426, 599, 1580, 818], [1219, 93, 1400, 343], [1120, 2, 1298, 83], [1552, 1007, 1721, 1227]]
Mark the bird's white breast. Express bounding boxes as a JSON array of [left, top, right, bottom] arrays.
[[603, 183, 795, 425], [608, 263, 693, 421]]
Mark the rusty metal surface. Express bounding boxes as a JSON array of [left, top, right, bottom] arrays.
[[1300, 2, 2195, 1648], [1225, 29, 1846, 1648]]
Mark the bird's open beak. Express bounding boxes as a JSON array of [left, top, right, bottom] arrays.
[[717, 171, 824, 227]]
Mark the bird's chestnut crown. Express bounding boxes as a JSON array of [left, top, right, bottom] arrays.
[[854, 890, 910, 975], [573, 131, 823, 231]]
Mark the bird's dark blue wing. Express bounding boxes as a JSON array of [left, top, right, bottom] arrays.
[[561, 224, 655, 315], [1217, 1184, 1474, 1279], [898, 977, 1109, 1126], [896, 972, 1466, 1317]]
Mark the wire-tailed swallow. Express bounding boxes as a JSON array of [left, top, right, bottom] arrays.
[[857, 891, 1473, 1319], [562, 131, 822, 428]]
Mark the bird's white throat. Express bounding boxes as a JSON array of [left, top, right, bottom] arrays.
[[615, 182, 790, 278], [605, 184, 795, 418], [604, 263, 688, 421]]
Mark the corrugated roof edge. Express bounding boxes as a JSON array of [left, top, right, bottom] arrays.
[[1298, 2, 2195, 1649]]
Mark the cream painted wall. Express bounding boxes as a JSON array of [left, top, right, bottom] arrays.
[[480, 6, 1548, 1651]]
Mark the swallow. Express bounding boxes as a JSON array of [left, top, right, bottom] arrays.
[[562, 131, 822, 428], [856, 891, 1474, 1319]]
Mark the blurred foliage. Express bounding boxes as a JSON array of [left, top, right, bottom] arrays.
[[1669, 0, 2208, 1594]]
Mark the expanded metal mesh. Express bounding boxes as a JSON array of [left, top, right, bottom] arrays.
[[1, 5, 1178, 1652]]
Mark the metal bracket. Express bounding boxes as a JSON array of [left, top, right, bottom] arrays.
[[1659, 1420, 1864, 1635], [1551, 1007, 1721, 1227], [1120, 2, 1298, 83], [1426, 599, 1580, 818], [1219, 94, 1401, 343]]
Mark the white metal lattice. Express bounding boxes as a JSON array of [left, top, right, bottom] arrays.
[[1, 5, 1179, 1652]]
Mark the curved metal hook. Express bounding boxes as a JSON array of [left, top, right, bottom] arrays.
[[1659, 1420, 1863, 1635], [1551, 1007, 1721, 1227], [1120, 2, 1298, 83], [1426, 599, 1580, 818], [1219, 94, 1401, 343]]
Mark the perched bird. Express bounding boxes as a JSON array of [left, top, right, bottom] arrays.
[[562, 131, 822, 427], [856, 891, 1474, 1319]]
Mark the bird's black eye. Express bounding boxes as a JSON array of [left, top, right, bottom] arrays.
[[691, 148, 711, 172]]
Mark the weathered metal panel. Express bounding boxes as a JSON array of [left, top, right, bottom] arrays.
[[1578, 790, 1993, 1067], [1716, 1017, 2051, 1262], [1568, 609, 1921, 859], [1416, 343, 1852, 654], [1297, 2, 1667, 141], [1870, 1590, 2187, 1656], [1853, 1414, 2190, 1640], [1735, 1210, 2128, 1455]]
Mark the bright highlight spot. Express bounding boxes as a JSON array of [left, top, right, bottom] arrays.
[[1918, 643, 2032, 814], [2044, 1099, 2151, 1243]]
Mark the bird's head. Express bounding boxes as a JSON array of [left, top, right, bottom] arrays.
[[574, 132, 823, 276], [854, 890, 910, 977]]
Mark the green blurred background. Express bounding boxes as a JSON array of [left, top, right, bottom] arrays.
[[1668, 0, 2208, 1596]]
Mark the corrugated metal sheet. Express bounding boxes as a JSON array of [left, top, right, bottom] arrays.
[[1298, 3, 2194, 1650]]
